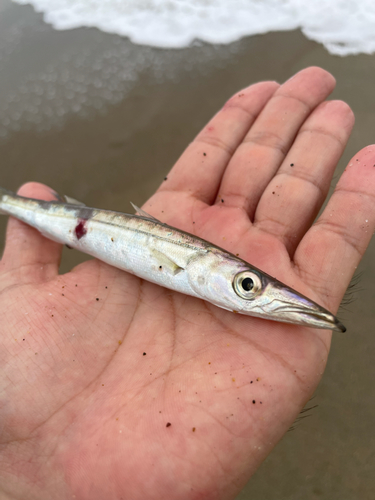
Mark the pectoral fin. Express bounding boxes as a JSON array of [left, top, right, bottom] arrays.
[[151, 248, 184, 276]]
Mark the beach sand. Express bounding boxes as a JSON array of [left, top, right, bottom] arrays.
[[1, 1, 375, 498]]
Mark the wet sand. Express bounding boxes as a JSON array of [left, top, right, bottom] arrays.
[[1, 1, 375, 499]]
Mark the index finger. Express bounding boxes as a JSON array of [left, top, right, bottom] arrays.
[[294, 146, 375, 309], [157, 80, 279, 205]]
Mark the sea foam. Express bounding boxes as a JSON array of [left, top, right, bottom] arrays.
[[12, 0, 375, 56]]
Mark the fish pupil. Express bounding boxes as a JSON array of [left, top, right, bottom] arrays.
[[241, 277, 254, 291]]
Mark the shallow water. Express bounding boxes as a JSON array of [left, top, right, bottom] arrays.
[[1, 1, 375, 498]]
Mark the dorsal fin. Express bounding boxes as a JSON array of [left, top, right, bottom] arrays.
[[64, 195, 86, 207], [130, 202, 161, 222]]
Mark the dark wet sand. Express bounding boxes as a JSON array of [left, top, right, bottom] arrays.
[[1, 2, 375, 499]]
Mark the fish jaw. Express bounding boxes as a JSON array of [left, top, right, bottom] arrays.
[[245, 281, 346, 332], [186, 249, 345, 332]]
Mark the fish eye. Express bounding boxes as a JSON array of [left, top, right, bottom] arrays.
[[233, 271, 262, 299]]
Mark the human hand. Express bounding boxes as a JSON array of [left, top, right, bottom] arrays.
[[1, 67, 374, 500]]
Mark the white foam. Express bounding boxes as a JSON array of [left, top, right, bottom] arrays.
[[12, 0, 375, 55]]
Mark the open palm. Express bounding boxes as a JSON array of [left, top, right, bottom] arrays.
[[1, 67, 374, 500]]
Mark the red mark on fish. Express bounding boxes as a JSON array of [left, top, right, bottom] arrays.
[[75, 219, 87, 239]]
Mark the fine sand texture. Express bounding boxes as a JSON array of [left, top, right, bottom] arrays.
[[0, 2, 375, 499]]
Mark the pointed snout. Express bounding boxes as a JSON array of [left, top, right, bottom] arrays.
[[260, 283, 346, 332]]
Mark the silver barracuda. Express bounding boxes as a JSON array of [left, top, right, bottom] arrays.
[[0, 187, 345, 332]]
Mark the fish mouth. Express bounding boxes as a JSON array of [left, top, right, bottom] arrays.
[[269, 304, 346, 332], [298, 308, 346, 332], [258, 284, 346, 332], [331, 318, 346, 333]]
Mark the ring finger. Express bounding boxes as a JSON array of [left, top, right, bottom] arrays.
[[254, 99, 354, 257]]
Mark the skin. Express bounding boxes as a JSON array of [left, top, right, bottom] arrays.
[[0, 67, 374, 500]]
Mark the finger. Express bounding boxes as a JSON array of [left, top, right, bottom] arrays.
[[157, 80, 279, 204], [1, 182, 63, 283], [254, 100, 354, 256], [294, 146, 375, 309], [216, 67, 336, 216]]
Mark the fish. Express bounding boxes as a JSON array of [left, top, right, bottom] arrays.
[[0, 186, 345, 332]]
